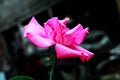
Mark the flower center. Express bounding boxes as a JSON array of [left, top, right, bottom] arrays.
[[55, 33, 63, 44]]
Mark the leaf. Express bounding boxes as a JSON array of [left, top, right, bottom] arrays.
[[9, 75, 34, 80]]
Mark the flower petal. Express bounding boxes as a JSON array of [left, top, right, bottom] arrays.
[[74, 45, 94, 61], [55, 43, 94, 62], [44, 25, 55, 40], [59, 17, 69, 25], [63, 24, 89, 45], [44, 17, 69, 33], [55, 43, 82, 59], [44, 17, 61, 33], [24, 17, 55, 48], [44, 17, 70, 43], [24, 17, 46, 38], [26, 33, 55, 48]]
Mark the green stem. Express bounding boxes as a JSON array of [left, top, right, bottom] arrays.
[[49, 47, 56, 80]]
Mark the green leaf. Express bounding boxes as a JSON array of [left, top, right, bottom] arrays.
[[9, 75, 34, 80]]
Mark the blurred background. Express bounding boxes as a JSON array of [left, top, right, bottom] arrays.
[[0, 0, 120, 80]]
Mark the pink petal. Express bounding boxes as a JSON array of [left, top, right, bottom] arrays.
[[55, 34, 63, 43], [65, 24, 84, 35], [26, 33, 55, 48], [44, 25, 55, 40], [59, 17, 69, 25], [44, 17, 69, 34], [55, 43, 80, 59], [59, 17, 70, 32], [24, 17, 46, 38], [44, 17, 61, 33], [24, 17, 55, 48], [63, 24, 89, 45], [74, 45, 94, 61], [44, 17, 69, 43], [29, 17, 43, 29], [44, 24, 63, 43], [55, 44, 94, 62]]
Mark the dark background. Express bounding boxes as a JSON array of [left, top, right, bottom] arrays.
[[0, 0, 120, 80]]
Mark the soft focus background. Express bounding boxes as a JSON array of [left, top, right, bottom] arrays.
[[0, 0, 120, 80]]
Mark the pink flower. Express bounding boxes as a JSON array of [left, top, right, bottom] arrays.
[[24, 17, 94, 62]]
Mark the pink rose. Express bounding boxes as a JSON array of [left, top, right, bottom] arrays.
[[24, 17, 94, 62]]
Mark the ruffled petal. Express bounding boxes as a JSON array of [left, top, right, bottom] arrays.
[[44, 17, 61, 33], [24, 17, 46, 38], [44, 17, 69, 43], [55, 44, 94, 62], [59, 17, 70, 32], [55, 43, 80, 59], [59, 17, 69, 25], [24, 17, 55, 48], [26, 33, 55, 48], [29, 17, 44, 29], [44, 17, 69, 33], [74, 45, 94, 62], [63, 24, 89, 45], [44, 25, 55, 40]]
